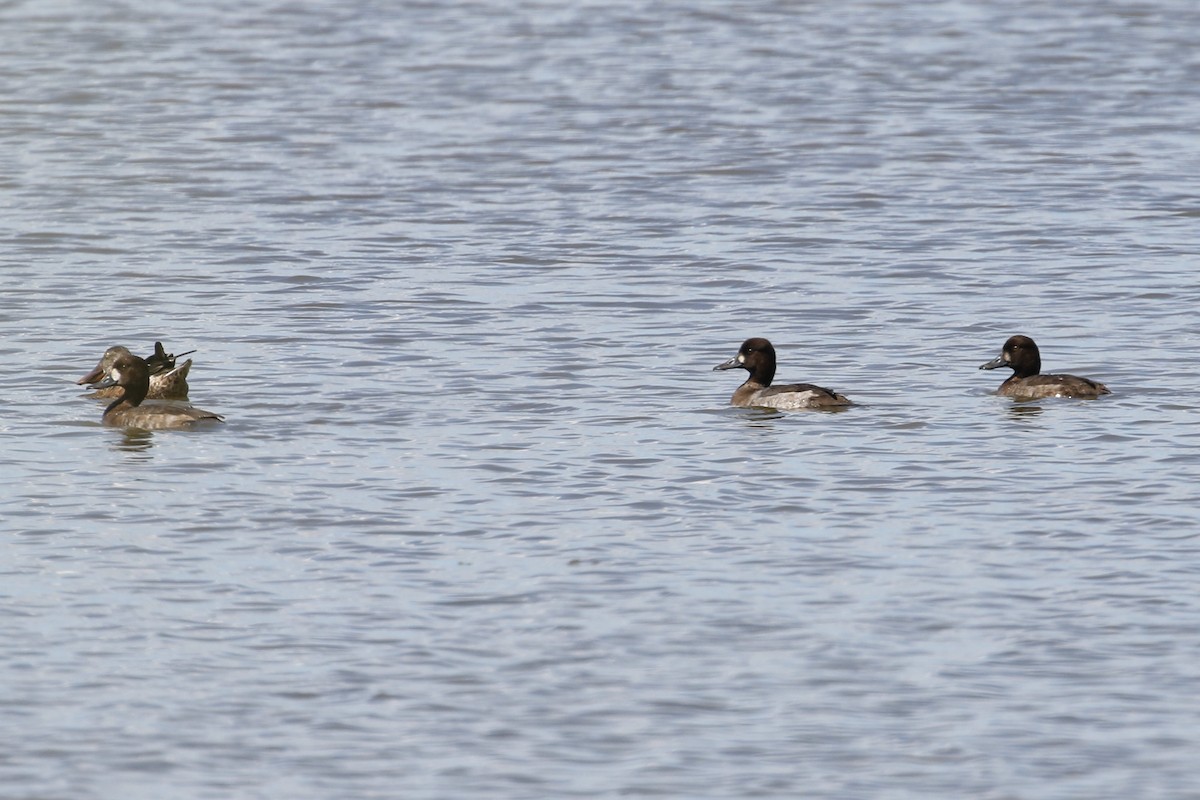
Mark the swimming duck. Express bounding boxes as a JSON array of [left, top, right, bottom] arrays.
[[78, 342, 194, 400], [713, 337, 851, 410], [979, 335, 1110, 399], [92, 353, 223, 429]]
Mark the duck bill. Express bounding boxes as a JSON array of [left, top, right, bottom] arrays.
[[979, 355, 1006, 371], [713, 355, 742, 371], [77, 364, 106, 386], [90, 375, 118, 389]]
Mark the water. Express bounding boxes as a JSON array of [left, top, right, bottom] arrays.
[[3, 1, 1200, 797]]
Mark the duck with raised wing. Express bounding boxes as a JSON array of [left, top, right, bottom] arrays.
[[979, 335, 1110, 399], [714, 337, 851, 410], [78, 341, 194, 400]]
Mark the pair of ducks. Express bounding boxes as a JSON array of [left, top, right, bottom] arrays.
[[78, 343, 223, 429], [714, 335, 1111, 410]]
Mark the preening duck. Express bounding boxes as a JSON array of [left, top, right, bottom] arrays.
[[78, 341, 194, 400]]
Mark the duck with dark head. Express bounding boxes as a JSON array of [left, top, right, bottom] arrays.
[[92, 353, 223, 430], [713, 337, 851, 410], [78, 341, 195, 401], [979, 335, 1110, 400]]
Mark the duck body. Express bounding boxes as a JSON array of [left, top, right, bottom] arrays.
[[714, 337, 851, 410], [980, 335, 1110, 400], [103, 398, 223, 430], [79, 342, 194, 400], [93, 353, 223, 430]]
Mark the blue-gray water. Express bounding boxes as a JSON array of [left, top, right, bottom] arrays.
[[3, 1, 1200, 798]]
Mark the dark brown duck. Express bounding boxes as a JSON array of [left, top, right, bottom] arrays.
[[979, 335, 1110, 399], [92, 353, 223, 430]]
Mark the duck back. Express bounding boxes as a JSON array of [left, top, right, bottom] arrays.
[[103, 400, 222, 430]]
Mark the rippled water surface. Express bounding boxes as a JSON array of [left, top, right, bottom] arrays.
[[4, 1, 1200, 798]]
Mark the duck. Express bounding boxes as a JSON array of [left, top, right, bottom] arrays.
[[979, 335, 1110, 399], [713, 337, 851, 410], [78, 341, 194, 400], [91, 353, 223, 429]]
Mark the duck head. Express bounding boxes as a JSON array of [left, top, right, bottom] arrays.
[[979, 335, 1041, 378], [91, 353, 151, 409], [713, 337, 777, 385]]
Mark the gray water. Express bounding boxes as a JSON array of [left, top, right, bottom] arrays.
[[3, 1, 1200, 798]]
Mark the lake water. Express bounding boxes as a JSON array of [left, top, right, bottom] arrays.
[[3, 1, 1200, 797]]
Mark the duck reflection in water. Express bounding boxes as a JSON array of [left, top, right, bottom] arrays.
[[92, 353, 223, 430], [1006, 403, 1045, 419], [114, 428, 156, 455]]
